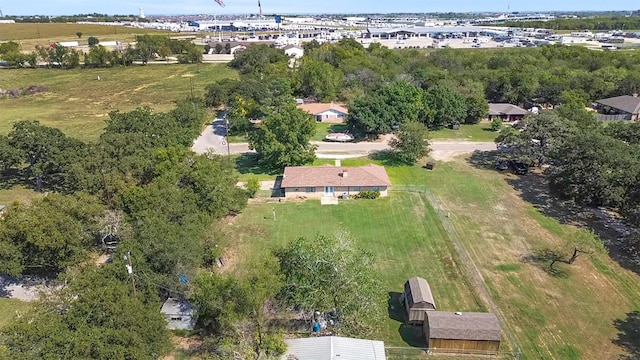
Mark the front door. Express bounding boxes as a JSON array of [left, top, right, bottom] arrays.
[[324, 186, 334, 196]]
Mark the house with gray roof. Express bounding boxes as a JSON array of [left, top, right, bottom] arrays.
[[594, 95, 640, 121], [402, 276, 436, 324], [282, 336, 386, 360], [423, 311, 501, 355], [488, 103, 530, 122]]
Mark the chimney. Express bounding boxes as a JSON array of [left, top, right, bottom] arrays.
[[342, 169, 348, 178], [334, 159, 341, 167]]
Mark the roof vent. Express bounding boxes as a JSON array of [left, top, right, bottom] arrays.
[[454, 311, 462, 315]]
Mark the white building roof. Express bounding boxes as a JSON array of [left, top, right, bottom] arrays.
[[283, 336, 386, 360]]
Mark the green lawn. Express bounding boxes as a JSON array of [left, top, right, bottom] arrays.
[[310, 122, 349, 142], [429, 123, 498, 142], [0, 186, 42, 206], [228, 153, 640, 359], [223, 192, 483, 346], [0, 64, 237, 142], [0, 298, 30, 329]]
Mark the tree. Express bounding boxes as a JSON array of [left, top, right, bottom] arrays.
[[490, 118, 503, 132], [1, 267, 173, 359], [193, 273, 252, 335], [214, 43, 223, 54], [85, 45, 114, 67], [248, 103, 317, 169], [423, 85, 467, 129], [76, 31, 82, 38], [296, 59, 344, 101], [275, 231, 384, 336], [9, 120, 87, 192], [87, 36, 99, 46], [157, 44, 171, 62], [0, 193, 105, 275], [546, 131, 640, 207], [0, 135, 23, 172], [246, 176, 260, 198], [464, 94, 489, 124], [390, 121, 430, 164], [228, 44, 288, 75]]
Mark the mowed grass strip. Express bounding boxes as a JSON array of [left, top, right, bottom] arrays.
[[429, 123, 498, 142], [0, 64, 238, 141], [222, 192, 482, 346]]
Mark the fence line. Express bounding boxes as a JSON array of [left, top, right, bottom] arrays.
[[385, 346, 520, 359], [390, 185, 522, 359]]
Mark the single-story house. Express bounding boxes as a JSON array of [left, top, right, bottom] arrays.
[[402, 277, 436, 324], [283, 44, 305, 59], [282, 336, 386, 360], [423, 311, 501, 355], [281, 163, 391, 199], [296, 103, 349, 123], [488, 103, 530, 122], [594, 95, 640, 121], [161, 297, 195, 330]]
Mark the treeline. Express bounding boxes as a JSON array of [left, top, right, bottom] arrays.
[[493, 16, 640, 31], [0, 100, 250, 358], [0, 35, 202, 68], [495, 99, 640, 266], [1, 14, 147, 23]]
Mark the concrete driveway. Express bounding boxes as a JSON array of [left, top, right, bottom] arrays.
[[192, 124, 495, 159]]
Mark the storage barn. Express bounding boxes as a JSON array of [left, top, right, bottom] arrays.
[[402, 277, 436, 324], [423, 311, 501, 355]]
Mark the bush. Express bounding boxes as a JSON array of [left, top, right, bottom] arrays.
[[353, 190, 380, 199], [259, 332, 287, 356], [246, 176, 260, 198], [87, 36, 99, 46], [490, 118, 503, 132]]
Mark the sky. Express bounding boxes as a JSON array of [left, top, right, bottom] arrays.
[[1, 0, 635, 16]]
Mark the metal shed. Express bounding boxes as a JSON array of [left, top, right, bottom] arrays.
[[403, 277, 436, 324], [282, 336, 386, 360], [423, 311, 501, 355], [160, 297, 195, 330]]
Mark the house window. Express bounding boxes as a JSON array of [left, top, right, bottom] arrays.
[[352, 186, 361, 191], [372, 186, 380, 191], [305, 187, 316, 193]]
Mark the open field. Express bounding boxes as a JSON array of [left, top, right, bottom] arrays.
[[0, 64, 237, 141], [0, 298, 29, 329], [0, 23, 169, 49], [221, 191, 484, 346], [228, 154, 640, 359]]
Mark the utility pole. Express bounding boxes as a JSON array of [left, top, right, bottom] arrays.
[[124, 252, 137, 297]]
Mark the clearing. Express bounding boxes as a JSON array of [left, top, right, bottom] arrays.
[[429, 123, 498, 142], [0, 64, 237, 141], [0, 298, 29, 329]]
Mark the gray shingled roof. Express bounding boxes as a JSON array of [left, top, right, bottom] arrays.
[[595, 95, 640, 115], [283, 336, 386, 360], [405, 277, 436, 309], [488, 103, 529, 116], [427, 312, 501, 341], [160, 298, 193, 316], [281, 164, 391, 188]]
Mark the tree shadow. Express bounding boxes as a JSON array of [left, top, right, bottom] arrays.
[[234, 153, 280, 177], [398, 323, 428, 348], [521, 249, 570, 278], [368, 150, 405, 167], [388, 291, 405, 322], [467, 150, 640, 276], [387, 291, 428, 348], [613, 311, 640, 360], [0, 169, 33, 190]]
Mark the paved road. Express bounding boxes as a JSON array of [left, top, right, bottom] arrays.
[[192, 122, 496, 159]]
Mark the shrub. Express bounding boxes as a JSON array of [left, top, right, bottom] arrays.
[[87, 36, 99, 46], [490, 118, 503, 132], [353, 190, 380, 199], [246, 176, 260, 198], [259, 332, 287, 356]]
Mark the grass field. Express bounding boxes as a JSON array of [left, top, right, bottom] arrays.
[[0, 64, 237, 141], [227, 155, 640, 359], [0, 23, 169, 49], [0, 298, 29, 329], [221, 192, 484, 346], [429, 123, 498, 142], [0, 186, 42, 206]]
